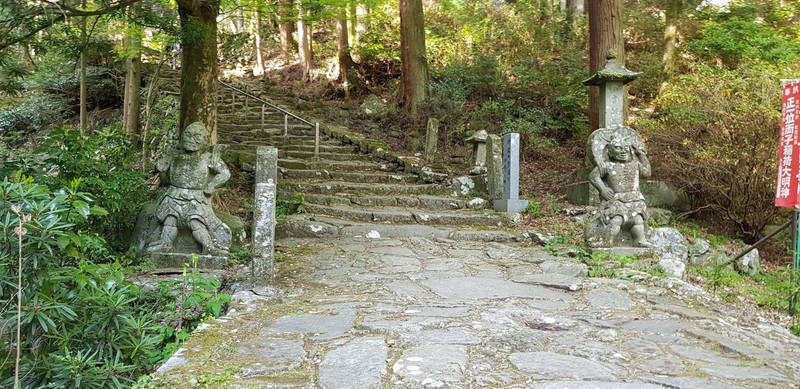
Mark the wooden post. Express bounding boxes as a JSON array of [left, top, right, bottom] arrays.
[[315, 122, 320, 158], [284, 115, 288, 136], [261, 104, 265, 127]]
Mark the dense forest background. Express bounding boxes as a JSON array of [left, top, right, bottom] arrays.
[[1, 0, 800, 386]]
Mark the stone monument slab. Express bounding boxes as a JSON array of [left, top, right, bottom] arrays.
[[494, 133, 528, 212], [252, 146, 278, 279]]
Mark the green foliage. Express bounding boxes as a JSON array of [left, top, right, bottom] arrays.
[[0, 177, 139, 387], [688, 2, 800, 69], [7, 128, 150, 251], [525, 200, 544, 218], [228, 245, 252, 265], [218, 32, 253, 64], [637, 66, 785, 242], [0, 177, 229, 386], [276, 193, 307, 219], [575, 248, 639, 278], [150, 259, 231, 345], [0, 92, 68, 144]]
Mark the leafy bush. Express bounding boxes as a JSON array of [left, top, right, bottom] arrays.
[[218, 32, 252, 64], [0, 92, 68, 143], [3, 127, 150, 252], [688, 3, 800, 69], [638, 67, 782, 242], [0, 177, 229, 387]]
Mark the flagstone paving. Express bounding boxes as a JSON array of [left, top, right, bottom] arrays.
[[154, 230, 800, 388]]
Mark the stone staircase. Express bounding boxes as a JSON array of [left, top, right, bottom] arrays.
[[159, 70, 516, 237]]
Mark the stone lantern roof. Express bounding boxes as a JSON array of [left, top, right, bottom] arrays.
[[583, 50, 642, 86]]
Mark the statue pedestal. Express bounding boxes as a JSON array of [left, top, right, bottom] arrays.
[[146, 252, 228, 270], [587, 246, 653, 257]]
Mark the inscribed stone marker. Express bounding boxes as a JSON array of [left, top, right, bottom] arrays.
[[494, 133, 528, 212], [425, 118, 439, 162], [486, 134, 503, 197], [252, 146, 278, 279]]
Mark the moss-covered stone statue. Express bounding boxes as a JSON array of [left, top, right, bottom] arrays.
[[585, 126, 652, 247], [146, 122, 232, 255]]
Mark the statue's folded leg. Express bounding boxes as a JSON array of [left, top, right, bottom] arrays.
[[189, 219, 215, 254], [631, 215, 652, 247], [606, 215, 623, 243], [148, 215, 178, 252]]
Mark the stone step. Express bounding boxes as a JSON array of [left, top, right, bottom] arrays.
[[276, 214, 530, 240], [279, 150, 373, 161], [219, 122, 313, 134], [297, 203, 512, 227], [227, 149, 371, 170], [278, 192, 486, 211], [220, 134, 318, 145], [217, 127, 296, 139], [217, 115, 299, 124], [279, 169, 418, 184], [278, 159, 399, 173], [277, 144, 356, 154], [278, 181, 440, 196]]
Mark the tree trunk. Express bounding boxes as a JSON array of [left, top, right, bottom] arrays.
[[348, 0, 358, 49], [123, 4, 143, 135], [588, 0, 624, 132], [662, 0, 680, 80], [337, 11, 355, 100], [142, 53, 166, 172], [177, 0, 220, 143], [297, 2, 312, 79], [80, 0, 87, 136], [568, 0, 585, 15], [253, 8, 265, 76], [399, 0, 428, 115], [278, 0, 296, 61], [356, 4, 369, 52]]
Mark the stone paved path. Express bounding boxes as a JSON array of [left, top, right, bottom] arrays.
[[157, 232, 800, 388]]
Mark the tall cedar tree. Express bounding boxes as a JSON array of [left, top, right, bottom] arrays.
[[177, 0, 219, 143], [588, 0, 624, 132], [399, 0, 428, 115]]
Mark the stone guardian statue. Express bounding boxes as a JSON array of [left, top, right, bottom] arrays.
[[586, 128, 651, 247], [147, 122, 232, 255]]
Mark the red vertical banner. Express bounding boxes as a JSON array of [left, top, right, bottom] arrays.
[[776, 80, 800, 207]]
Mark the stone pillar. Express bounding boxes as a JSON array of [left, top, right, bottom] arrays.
[[494, 133, 528, 212], [486, 134, 503, 197], [599, 81, 624, 128], [425, 117, 439, 162], [252, 146, 278, 279], [465, 130, 488, 174]]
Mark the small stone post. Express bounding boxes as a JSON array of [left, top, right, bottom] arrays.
[[252, 146, 278, 279], [425, 118, 439, 162], [494, 133, 528, 212], [486, 134, 503, 197], [465, 130, 489, 174]]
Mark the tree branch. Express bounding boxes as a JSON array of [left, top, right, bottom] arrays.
[[37, 0, 142, 17]]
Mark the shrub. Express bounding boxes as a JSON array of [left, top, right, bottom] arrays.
[[30, 127, 150, 252], [0, 92, 68, 143], [638, 66, 782, 242], [0, 177, 229, 387], [688, 2, 800, 69]]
